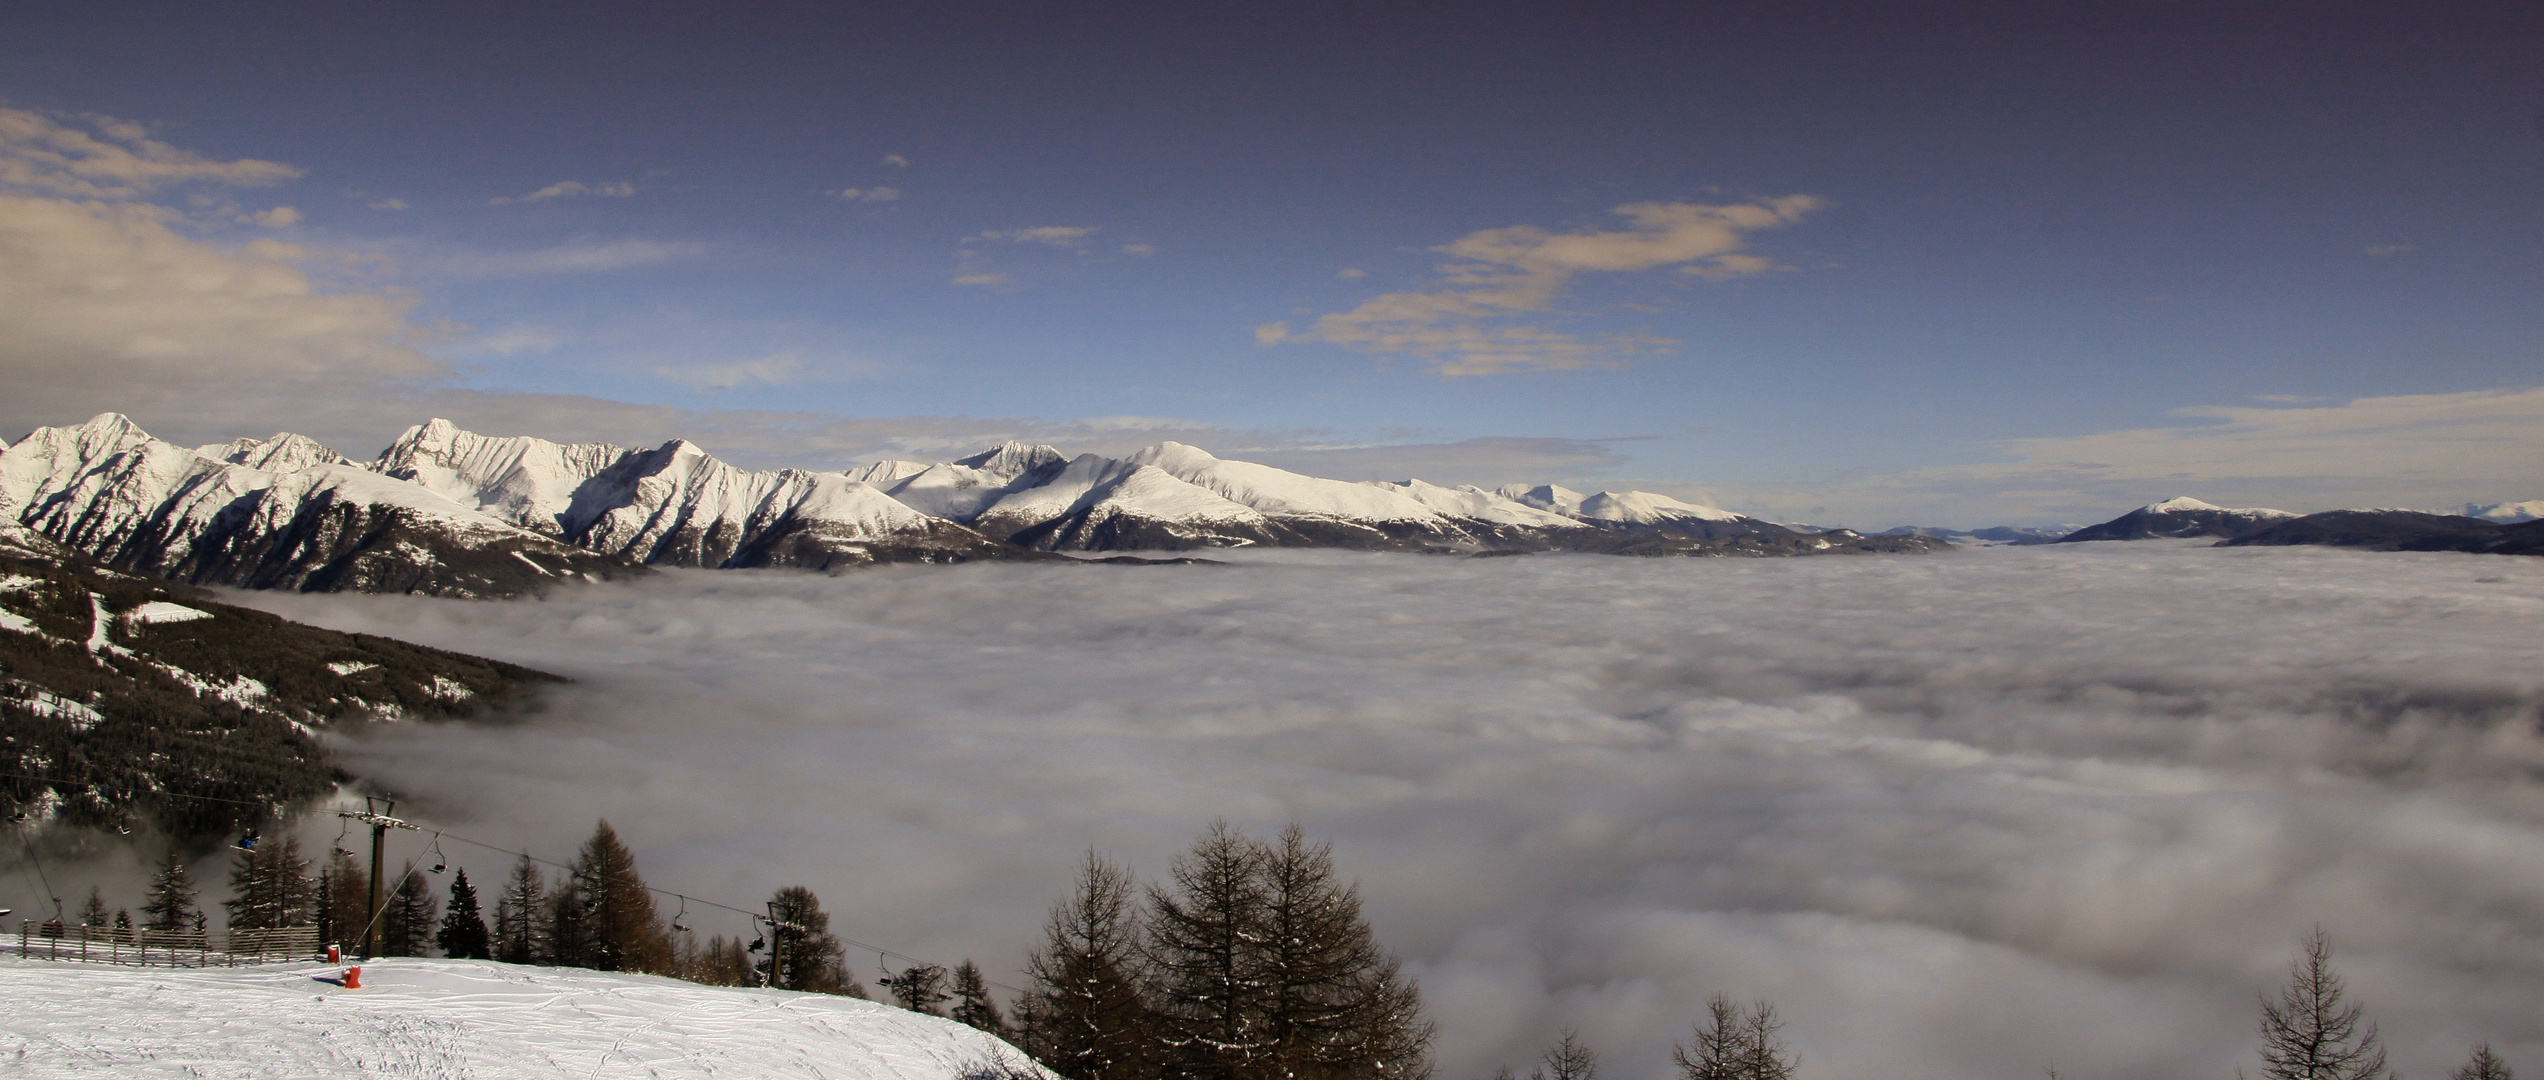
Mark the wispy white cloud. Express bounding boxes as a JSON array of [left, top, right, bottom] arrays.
[[1120, 242, 1159, 257], [882, 154, 910, 168], [426, 239, 707, 277], [833, 186, 900, 203], [655, 351, 807, 393], [973, 225, 1096, 246], [491, 180, 637, 205], [951, 271, 1013, 287], [0, 109, 300, 199], [652, 350, 895, 394], [1337, 267, 1367, 280], [368, 198, 409, 211], [468, 327, 565, 356], [249, 206, 299, 228], [0, 192, 443, 445], [1263, 197, 1819, 376]]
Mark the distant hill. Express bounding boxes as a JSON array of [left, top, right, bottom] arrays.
[[2056, 497, 2298, 543], [2221, 510, 2544, 556], [0, 527, 562, 838], [1880, 525, 2075, 545]]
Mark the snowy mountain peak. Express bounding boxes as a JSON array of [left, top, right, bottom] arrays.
[[2459, 499, 2544, 523], [1577, 489, 1744, 524], [1128, 442, 1446, 523], [197, 432, 354, 472], [1, 416, 636, 596], [374, 420, 630, 536], [1376, 479, 1588, 528], [2144, 496, 2224, 513], [2140, 496, 2294, 518], [953, 440, 1068, 480], [55, 412, 158, 457], [1500, 484, 1587, 515], [371, 419, 1010, 569]]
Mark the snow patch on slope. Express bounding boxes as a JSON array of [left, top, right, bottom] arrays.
[[1130, 442, 1447, 523], [2142, 496, 2295, 518], [125, 600, 213, 624], [0, 956, 1048, 1080], [1377, 480, 1586, 528], [2459, 499, 2544, 523], [197, 432, 355, 472], [975, 453, 1268, 546]]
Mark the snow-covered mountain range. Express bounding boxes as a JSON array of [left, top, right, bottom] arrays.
[[0, 414, 1942, 597]]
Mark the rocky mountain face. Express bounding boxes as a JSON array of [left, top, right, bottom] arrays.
[[2055, 497, 2300, 543], [3, 414, 1949, 599], [0, 416, 646, 599], [0, 527, 562, 838], [372, 419, 1017, 569]]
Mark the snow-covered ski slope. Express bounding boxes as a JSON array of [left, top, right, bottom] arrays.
[[0, 955, 1042, 1079]]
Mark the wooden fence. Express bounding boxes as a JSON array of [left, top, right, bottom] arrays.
[[7, 921, 325, 967]]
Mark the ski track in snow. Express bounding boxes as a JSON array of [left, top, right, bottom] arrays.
[[189, 543, 2544, 1080], [0, 956, 1035, 1079]]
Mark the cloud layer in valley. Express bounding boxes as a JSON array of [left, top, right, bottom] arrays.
[[210, 544, 2544, 1080]]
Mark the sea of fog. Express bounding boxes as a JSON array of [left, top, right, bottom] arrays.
[[222, 542, 2541, 1080]]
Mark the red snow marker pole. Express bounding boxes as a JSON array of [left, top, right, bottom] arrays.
[[343, 965, 361, 989]]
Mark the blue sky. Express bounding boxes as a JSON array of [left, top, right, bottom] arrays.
[[2, 1, 2537, 526]]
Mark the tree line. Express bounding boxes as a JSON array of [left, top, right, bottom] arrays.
[[82, 821, 2526, 1080]]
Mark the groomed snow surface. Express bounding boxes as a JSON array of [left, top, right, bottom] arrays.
[[0, 955, 1040, 1079]]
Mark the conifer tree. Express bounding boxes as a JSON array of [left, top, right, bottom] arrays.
[[111, 909, 132, 942], [77, 886, 109, 928], [436, 868, 492, 959], [1018, 851, 1153, 1080], [679, 934, 755, 986], [1253, 825, 1431, 1080], [320, 849, 369, 953], [381, 868, 440, 956], [223, 835, 314, 930], [1535, 1029, 1598, 1080], [767, 885, 859, 994], [493, 852, 548, 964], [549, 876, 592, 968], [1143, 822, 1432, 1080], [2451, 1045, 2513, 1080], [890, 961, 954, 1015], [140, 851, 197, 932], [1672, 997, 1796, 1080], [1146, 821, 1273, 1080], [568, 820, 670, 973], [2256, 930, 2387, 1080], [951, 959, 1011, 1037]]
